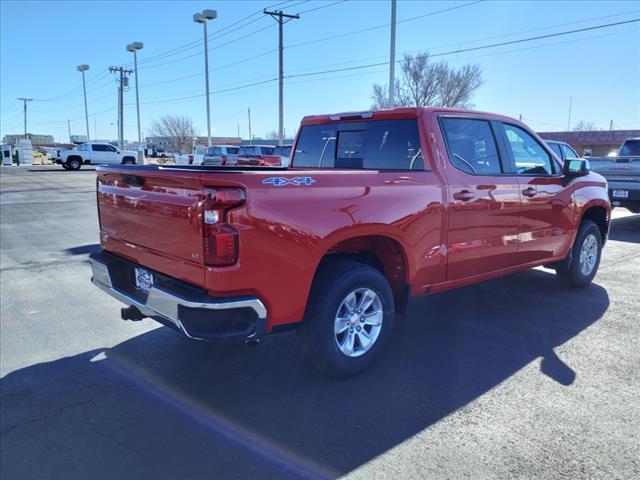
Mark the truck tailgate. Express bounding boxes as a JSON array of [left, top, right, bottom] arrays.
[[589, 157, 640, 179], [97, 167, 206, 285]]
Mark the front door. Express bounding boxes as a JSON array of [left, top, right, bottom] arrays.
[[439, 116, 521, 281], [499, 123, 573, 264]]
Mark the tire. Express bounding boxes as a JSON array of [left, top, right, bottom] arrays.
[[122, 157, 136, 165], [556, 219, 602, 288], [300, 261, 395, 377], [67, 157, 82, 170]]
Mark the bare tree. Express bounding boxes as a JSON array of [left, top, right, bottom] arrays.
[[572, 121, 600, 132], [371, 53, 482, 109], [265, 130, 279, 140], [151, 115, 196, 152]]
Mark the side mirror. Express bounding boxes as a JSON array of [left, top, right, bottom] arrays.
[[563, 158, 589, 180]]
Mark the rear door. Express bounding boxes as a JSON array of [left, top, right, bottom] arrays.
[[439, 116, 521, 280], [498, 122, 573, 264]]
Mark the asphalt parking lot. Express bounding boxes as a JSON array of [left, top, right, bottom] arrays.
[[1, 165, 639, 479]]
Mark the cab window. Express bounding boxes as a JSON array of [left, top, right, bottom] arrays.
[[440, 117, 502, 175], [292, 119, 424, 170], [503, 124, 555, 175]]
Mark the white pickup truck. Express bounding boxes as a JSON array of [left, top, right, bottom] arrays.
[[53, 143, 138, 170]]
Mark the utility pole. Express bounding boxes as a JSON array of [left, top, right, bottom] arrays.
[[264, 9, 299, 146], [388, 0, 397, 107], [237, 123, 240, 140], [109, 66, 133, 148], [567, 96, 572, 131], [519, 114, 522, 121], [248, 107, 252, 145], [17, 98, 33, 138], [67, 120, 72, 142], [609, 120, 614, 131]]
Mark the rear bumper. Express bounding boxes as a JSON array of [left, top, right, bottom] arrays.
[[89, 250, 267, 341], [607, 182, 640, 212]]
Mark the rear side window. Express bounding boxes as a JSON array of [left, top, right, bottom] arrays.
[[292, 119, 424, 170], [503, 124, 555, 175], [440, 118, 502, 175], [208, 147, 222, 155], [226, 147, 239, 155]]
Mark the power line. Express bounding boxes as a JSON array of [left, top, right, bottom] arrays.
[[295, 0, 347, 15], [285, 18, 640, 79], [287, 0, 483, 49]]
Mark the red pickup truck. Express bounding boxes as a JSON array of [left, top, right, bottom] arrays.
[[90, 107, 611, 376]]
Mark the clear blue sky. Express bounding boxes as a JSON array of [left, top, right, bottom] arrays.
[[1, 0, 638, 143]]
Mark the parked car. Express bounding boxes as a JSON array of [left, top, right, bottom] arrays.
[[545, 140, 580, 162], [89, 107, 610, 376], [203, 145, 240, 166], [53, 143, 137, 170], [274, 144, 293, 167], [587, 138, 640, 213], [236, 145, 281, 166]]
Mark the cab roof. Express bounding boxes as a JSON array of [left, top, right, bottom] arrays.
[[300, 106, 520, 126]]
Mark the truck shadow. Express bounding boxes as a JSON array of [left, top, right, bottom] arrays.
[[0, 269, 609, 478], [608, 214, 639, 244]]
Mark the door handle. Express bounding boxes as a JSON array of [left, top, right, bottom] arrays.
[[522, 187, 537, 198], [453, 190, 475, 201]]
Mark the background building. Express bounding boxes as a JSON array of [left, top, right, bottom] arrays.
[[538, 130, 640, 157], [3, 133, 55, 146]]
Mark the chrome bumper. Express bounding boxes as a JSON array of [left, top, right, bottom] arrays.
[[89, 254, 267, 341]]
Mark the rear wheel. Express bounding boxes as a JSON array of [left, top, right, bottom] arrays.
[[556, 219, 602, 288], [122, 157, 136, 165], [300, 261, 395, 376], [67, 158, 82, 170]]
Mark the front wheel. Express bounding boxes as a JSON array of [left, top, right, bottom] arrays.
[[67, 158, 82, 170], [300, 261, 395, 376], [556, 219, 602, 288]]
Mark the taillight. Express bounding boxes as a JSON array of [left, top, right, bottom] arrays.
[[202, 188, 245, 266], [188, 155, 194, 164]]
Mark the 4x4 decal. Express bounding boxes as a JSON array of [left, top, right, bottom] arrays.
[[262, 176, 315, 187]]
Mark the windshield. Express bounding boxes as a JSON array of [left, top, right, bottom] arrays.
[[620, 140, 640, 156]]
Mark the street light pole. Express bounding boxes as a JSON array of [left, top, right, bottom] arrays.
[[77, 65, 90, 140], [127, 42, 144, 144], [194, 9, 217, 147]]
